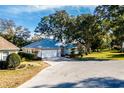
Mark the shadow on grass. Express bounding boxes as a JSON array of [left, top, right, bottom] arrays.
[[32, 77, 124, 88], [108, 54, 124, 58], [75, 57, 110, 61]]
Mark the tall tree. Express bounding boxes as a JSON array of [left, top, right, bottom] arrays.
[[95, 5, 124, 51], [75, 14, 97, 54], [0, 19, 31, 47], [35, 16, 51, 38], [35, 10, 70, 42], [14, 26, 31, 47], [34, 10, 103, 54]]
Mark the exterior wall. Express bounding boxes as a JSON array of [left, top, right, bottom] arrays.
[[64, 48, 71, 55], [64, 48, 79, 55], [22, 48, 40, 54], [0, 50, 18, 61], [22, 48, 61, 58]]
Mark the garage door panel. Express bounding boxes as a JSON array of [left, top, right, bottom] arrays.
[[42, 50, 58, 58]]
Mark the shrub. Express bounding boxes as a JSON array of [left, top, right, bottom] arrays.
[[69, 54, 79, 58], [18, 52, 35, 60], [18, 52, 41, 61], [17, 64, 26, 69], [70, 48, 75, 55], [4, 53, 21, 69]]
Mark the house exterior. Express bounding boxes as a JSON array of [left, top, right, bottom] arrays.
[[22, 38, 61, 58], [64, 43, 78, 55], [0, 37, 20, 61]]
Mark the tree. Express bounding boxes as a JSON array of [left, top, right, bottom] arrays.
[[49, 10, 69, 42], [35, 10, 70, 42], [34, 10, 103, 55], [95, 5, 124, 51], [0, 19, 15, 33], [14, 26, 31, 47], [35, 16, 51, 38], [0, 18, 31, 47], [75, 14, 97, 54]]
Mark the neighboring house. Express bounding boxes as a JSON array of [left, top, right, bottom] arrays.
[[22, 38, 61, 58], [64, 43, 78, 55], [0, 37, 20, 61]]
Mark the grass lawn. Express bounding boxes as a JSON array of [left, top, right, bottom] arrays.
[[77, 50, 124, 61], [0, 61, 49, 88]]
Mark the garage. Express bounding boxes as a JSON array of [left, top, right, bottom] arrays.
[[40, 49, 61, 58], [22, 38, 62, 58]]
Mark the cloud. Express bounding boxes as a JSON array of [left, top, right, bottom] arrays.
[[4, 5, 62, 14], [0, 5, 96, 15]]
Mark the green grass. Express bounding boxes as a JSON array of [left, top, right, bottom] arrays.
[[77, 50, 124, 61]]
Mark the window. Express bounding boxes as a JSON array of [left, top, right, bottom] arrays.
[[2, 52, 9, 61]]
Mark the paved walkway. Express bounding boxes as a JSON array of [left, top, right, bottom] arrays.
[[18, 59, 124, 88]]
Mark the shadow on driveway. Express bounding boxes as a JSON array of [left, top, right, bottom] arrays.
[[32, 77, 124, 88]]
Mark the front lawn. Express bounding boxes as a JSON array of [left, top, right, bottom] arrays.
[[77, 50, 124, 61], [0, 61, 49, 88]]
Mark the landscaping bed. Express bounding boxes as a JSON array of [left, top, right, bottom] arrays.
[[0, 61, 49, 88]]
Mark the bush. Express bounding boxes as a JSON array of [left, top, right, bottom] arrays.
[[4, 53, 21, 69], [18, 52, 35, 60], [70, 48, 75, 55], [69, 54, 80, 58], [17, 64, 26, 69], [18, 52, 41, 61]]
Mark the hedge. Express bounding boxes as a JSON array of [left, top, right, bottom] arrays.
[[18, 52, 41, 61]]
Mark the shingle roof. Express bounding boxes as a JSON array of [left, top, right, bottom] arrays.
[[0, 36, 19, 50], [23, 38, 61, 49]]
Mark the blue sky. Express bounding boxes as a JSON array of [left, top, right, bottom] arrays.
[[0, 5, 96, 35]]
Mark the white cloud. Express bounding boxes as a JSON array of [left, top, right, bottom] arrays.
[[1, 5, 96, 15], [7, 5, 62, 14]]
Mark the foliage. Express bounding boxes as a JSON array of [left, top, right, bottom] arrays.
[[70, 48, 75, 55], [34, 6, 124, 54], [18, 52, 41, 61], [35, 10, 69, 42], [34, 11, 101, 55], [0, 19, 31, 47], [3, 53, 21, 69], [95, 5, 124, 51]]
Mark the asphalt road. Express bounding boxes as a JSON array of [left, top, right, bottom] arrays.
[[18, 60, 124, 88]]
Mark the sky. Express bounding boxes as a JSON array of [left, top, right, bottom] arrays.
[[0, 5, 96, 35]]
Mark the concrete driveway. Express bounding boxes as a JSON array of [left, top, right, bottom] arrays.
[[19, 59, 124, 88]]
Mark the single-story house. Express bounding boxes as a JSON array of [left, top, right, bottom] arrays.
[[22, 38, 61, 58], [64, 43, 78, 55], [0, 36, 20, 61]]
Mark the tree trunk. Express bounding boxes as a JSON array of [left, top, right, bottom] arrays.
[[121, 41, 124, 53], [86, 42, 92, 54]]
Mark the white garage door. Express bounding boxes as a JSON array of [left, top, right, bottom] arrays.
[[41, 50, 60, 58]]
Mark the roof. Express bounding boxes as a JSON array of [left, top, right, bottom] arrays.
[[0, 36, 19, 50], [23, 38, 61, 49], [65, 43, 77, 49]]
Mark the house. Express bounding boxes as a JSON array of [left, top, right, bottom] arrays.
[[22, 38, 61, 58], [0, 36, 20, 61], [63, 43, 78, 55]]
